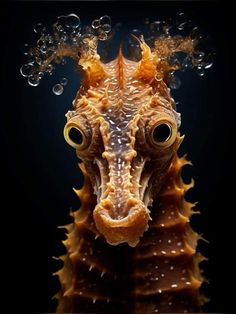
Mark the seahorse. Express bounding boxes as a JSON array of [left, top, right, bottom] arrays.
[[21, 15, 210, 313]]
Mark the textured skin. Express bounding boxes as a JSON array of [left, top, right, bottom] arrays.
[[55, 39, 204, 313]]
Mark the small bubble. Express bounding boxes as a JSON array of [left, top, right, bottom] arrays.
[[65, 13, 80, 29], [20, 63, 34, 77], [101, 23, 111, 33], [28, 75, 40, 87], [176, 12, 187, 31], [182, 56, 193, 71], [190, 26, 202, 41], [169, 75, 181, 89], [150, 21, 161, 35], [60, 77, 68, 86], [98, 29, 108, 41], [22, 43, 29, 55], [53, 83, 64, 95], [46, 64, 54, 75], [34, 22, 46, 35], [193, 51, 205, 62], [40, 45, 47, 54], [91, 19, 100, 29], [196, 67, 205, 76], [202, 54, 214, 69], [99, 15, 111, 26]]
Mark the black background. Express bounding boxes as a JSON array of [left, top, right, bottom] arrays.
[[1, 1, 235, 313]]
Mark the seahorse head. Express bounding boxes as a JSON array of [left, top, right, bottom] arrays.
[[63, 37, 192, 246], [21, 15, 209, 246]]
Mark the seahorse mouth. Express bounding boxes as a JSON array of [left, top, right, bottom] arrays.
[[93, 199, 150, 247]]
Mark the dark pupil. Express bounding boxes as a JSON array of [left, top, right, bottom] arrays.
[[69, 127, 83, 145], [153, 123, 171, 143]]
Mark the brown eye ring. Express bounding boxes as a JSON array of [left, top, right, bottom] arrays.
[[64, 121, 88, 150], [151, 120, 177, 147]]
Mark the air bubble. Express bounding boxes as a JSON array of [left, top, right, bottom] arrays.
[[60, 77, 68, 86], [65, 13, 80, 29], [46, 64, 54, 75], [202, 54, 213, 69], [182, 56, 193, 71], [169, 75, 181, 89], [28, 75, 40, 87], [99, 15, 111, 26], [22, 43, 30, 55], [176, 12, 187, 31], [190, 27, 202, 41], [53, 84, 64, 95], [40, 45, 47, 54], [98, 29, 108, 41], [196, 67, 205, 76], [34, 22, 46, 35], [193, 51, 205, 62], [150, 21, 161, 35], [20, 63, 34, 77], [92, 19, 100, 29], [102, 24, 111, 33]]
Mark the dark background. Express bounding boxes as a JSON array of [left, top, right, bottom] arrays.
[[1, 1, 235, 313]]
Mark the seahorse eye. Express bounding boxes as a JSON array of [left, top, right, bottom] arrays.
[[152, 123, 172, 143], [64, 123, 88, 150], [150, 120, 177, 147], [68, 127, 83, 145]]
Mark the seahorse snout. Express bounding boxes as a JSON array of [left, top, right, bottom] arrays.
[[93, 197, 150, 247]]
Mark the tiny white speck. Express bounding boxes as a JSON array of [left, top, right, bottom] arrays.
[[161, 273, 165, 278], [162, 210, 165, 214], [168, 239, 172, 243], [93, 298, 96, 304], [168, 302, 172, 306], [168, 216, 172, 220], [170, 266, 174, 270], [171, 211, 175, 216], [181, 277, 186, 281], [158, 289, 162, 293], [158, 239, 162, 243], [107, 298, 110, 303], [171, 250, 176, 254], [155, 265, 159, 269], [171, 284, 178, 288], [79, 291, 83, 295], [185, 281, 191, 285], [182, 269, 187, 274], [155, 277, 159, 281], [153, 252, 157, 256], [154, 309, 159, 313], [82, 257, 86, 262], [177, 242, 182, 246], [160, 223, 165, 227], [180, 249, 185, 253], [161, 250, 167, 255]]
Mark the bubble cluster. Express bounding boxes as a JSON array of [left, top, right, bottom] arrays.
[[20, 14, 112, 93], [127, 12, 214, 89], [20, 12, 214, 93]]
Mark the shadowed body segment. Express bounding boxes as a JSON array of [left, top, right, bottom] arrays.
[[55, 39, 204, 313]]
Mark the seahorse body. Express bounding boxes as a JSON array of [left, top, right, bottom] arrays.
[[55, 39, 205, 313]]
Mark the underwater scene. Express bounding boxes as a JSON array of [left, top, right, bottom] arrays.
[[1, 1, 234, 314]]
